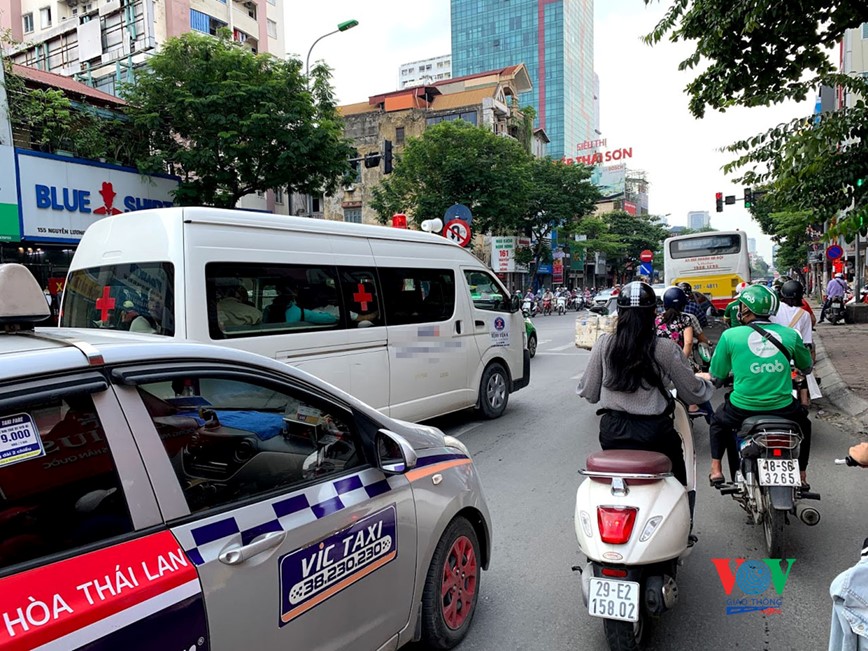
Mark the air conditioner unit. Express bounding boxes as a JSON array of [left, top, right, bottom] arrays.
[[343, 184, 356, 193], [64, 0, 79, 7], [243, 1, 255, 8]]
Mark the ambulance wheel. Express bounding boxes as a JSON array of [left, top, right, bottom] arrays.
[[477, 362, 509, 419], [420, 517, 480, 649]]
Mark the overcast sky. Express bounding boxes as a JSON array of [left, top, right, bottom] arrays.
[[286, 0, 813, 262]]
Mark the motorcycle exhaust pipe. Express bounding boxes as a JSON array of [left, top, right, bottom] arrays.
[[798, 506, 821, 526]]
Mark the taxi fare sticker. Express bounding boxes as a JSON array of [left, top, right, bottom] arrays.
[[0, 413, 46, 468], [278, 504, 397, 625]]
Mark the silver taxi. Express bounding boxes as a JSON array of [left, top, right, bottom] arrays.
[[0, 264, 490, 651]]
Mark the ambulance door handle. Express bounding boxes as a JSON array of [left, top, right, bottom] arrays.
[[455, 320, 462, 334], [475, 320, 485, 328], [219, 530, 286, 565]]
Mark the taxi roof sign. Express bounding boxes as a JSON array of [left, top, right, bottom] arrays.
[[0, 264, 51, 327]]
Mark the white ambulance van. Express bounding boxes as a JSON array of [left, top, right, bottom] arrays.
[[61, 208, 529, 422]]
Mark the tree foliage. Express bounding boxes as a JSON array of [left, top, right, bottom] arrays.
[[749, 195, 816, 275], [645, 1, 868, 238], [122, 31, 353, 208], [370, 120, 534, 233], [575, 211, 670, 280]]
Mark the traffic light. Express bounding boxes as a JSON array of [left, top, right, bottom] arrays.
[[858, 178, 865, 188], [383, 139, 393, 174], [715, 192, 723, 213], [744, 187, 753, 208], [364, 152, 380, 168]]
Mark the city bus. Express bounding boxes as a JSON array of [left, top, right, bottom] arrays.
[[663, 231, 750, 311]]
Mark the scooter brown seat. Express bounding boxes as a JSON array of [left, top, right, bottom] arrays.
[[586, 449, 672, 477]]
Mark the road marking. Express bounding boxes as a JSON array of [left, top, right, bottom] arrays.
[[536, 352, 584, 356], [549, 343, 576, 352], [538, 339, 553, 345], [448, 422, 483, 439]]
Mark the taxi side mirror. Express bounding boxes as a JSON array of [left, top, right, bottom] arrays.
[[376, 429, 418, 475]]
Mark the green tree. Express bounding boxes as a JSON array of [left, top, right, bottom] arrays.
[[574, 211, 669, 283], [122, 31, 353, 208], [371, 120, 533, 233], [513, 158, 600, 287], [750, 195, 815, 275], [644, 1, 868, 237]]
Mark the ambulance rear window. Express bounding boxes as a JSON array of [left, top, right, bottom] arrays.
[[61, 263, 175, 336]]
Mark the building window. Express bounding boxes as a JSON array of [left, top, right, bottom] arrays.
[[22, 13, 34, 33], [267, 19, 277, 38], [39, 6, 52, 29], [863, 22, 868, 39], [267, 0, 276, 4], [310, 196, 321, 213], [344, 208, 362, 223], [247, 5, 257, 19], [395, 126, 405, 145], [190, 9, 225, 35], [274, 187, 284, 204]]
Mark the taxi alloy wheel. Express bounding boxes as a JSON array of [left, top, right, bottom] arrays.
[[420, 517, 481, 649]]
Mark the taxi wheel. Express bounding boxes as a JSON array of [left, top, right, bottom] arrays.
[[528, 333, 537, 358], [420, 517, 480, 649]]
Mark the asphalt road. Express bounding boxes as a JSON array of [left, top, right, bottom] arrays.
[[429, 312, 868, 651]]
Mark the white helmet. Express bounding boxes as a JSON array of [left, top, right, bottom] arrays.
[[835, 273, 844, 279], [735, 281, 750, 295]]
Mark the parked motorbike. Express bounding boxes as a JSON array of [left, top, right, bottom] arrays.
[[827, 295, 847, 325], [557, 294, 567, 315], [717, 417, 820, 557], [574, 396, 701, 650]]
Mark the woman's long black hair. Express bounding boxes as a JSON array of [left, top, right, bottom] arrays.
[[604, 306, 664, 393]]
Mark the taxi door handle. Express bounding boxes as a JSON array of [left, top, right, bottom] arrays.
[[218, 530, 286, 565]]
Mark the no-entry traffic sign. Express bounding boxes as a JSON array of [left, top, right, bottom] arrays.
[[640, 249, 654, 263]]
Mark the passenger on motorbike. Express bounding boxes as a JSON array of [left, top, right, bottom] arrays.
[[678, 282, 709, 329], [820, 273, 849, 323], [723, 282, 751, 327], [707, 285, 814, 487], [655, 287, 694, 358], [771, 280, 814, 357], [578, 281, 714, 486]]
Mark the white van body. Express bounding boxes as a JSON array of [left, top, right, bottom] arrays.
[[61, 207, 529, 422]]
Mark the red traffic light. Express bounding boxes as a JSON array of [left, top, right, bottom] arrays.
[[715, 192, 724, 213]]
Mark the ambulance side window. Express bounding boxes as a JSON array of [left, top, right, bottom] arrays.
[[0, 393, 134, 572]]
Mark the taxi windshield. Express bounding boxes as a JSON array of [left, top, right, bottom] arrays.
[[61, 263, 175, 336]]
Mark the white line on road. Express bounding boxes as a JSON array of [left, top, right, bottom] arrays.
[[536, 352, 585, 356], [448, 422, 484, 439], [538, 339, 553, 345], [548, 343, 576, 352]]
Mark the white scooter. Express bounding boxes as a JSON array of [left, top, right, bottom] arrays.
[[574, 398, 698, 651], [557, 294, 568, 315]]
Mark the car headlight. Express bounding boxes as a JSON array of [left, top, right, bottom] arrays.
[[443, 435, 471, 458]]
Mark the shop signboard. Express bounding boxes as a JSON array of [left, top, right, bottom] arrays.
[[490, 236, 531, 273], [16, 150, 178, 242], [0, 146, 19, 242]]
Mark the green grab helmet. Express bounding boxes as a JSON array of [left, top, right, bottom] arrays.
[[736, 284, 780, 318]]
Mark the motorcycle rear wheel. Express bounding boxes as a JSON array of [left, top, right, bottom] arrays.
[[603, 616, 646, 651], [762, 493, 787, 558]]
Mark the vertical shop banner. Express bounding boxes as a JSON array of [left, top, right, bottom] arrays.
[[16, 151, 178, 242], [0, 146, 20, 241], [490, 236, 531, 273]]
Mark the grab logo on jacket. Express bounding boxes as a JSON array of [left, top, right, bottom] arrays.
[[746, 330, 783, 359]]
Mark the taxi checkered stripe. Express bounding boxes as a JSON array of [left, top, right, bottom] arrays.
[[178, 451, 467, 566]]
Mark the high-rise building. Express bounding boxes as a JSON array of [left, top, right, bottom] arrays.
[[1, 0, 285, 97], [687, 210, 711, 230], [398, 54, 452, 89], [748, 238, 757, 255], [450, 0, 594, 159]]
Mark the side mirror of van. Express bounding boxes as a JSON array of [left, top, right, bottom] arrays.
[[376, 429, 418, 475], [510, 294, 522, 313]]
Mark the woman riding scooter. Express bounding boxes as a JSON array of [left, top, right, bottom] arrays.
[[578, 281, 714, 485]]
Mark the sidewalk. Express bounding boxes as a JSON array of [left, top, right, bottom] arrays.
[[810, 307, 868, 428]]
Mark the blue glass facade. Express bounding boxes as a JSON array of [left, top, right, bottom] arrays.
[[451, 0, 594, 159]]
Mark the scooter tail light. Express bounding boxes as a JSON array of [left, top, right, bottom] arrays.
[[601, 567, 628, 578], [597, 506, 638, 545]]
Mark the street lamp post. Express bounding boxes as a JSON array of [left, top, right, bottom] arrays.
[[305, 19, 359, 79]]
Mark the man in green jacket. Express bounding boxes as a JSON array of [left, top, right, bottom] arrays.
[[722, 281, 750, 327], [707, 285, 814, 486]]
